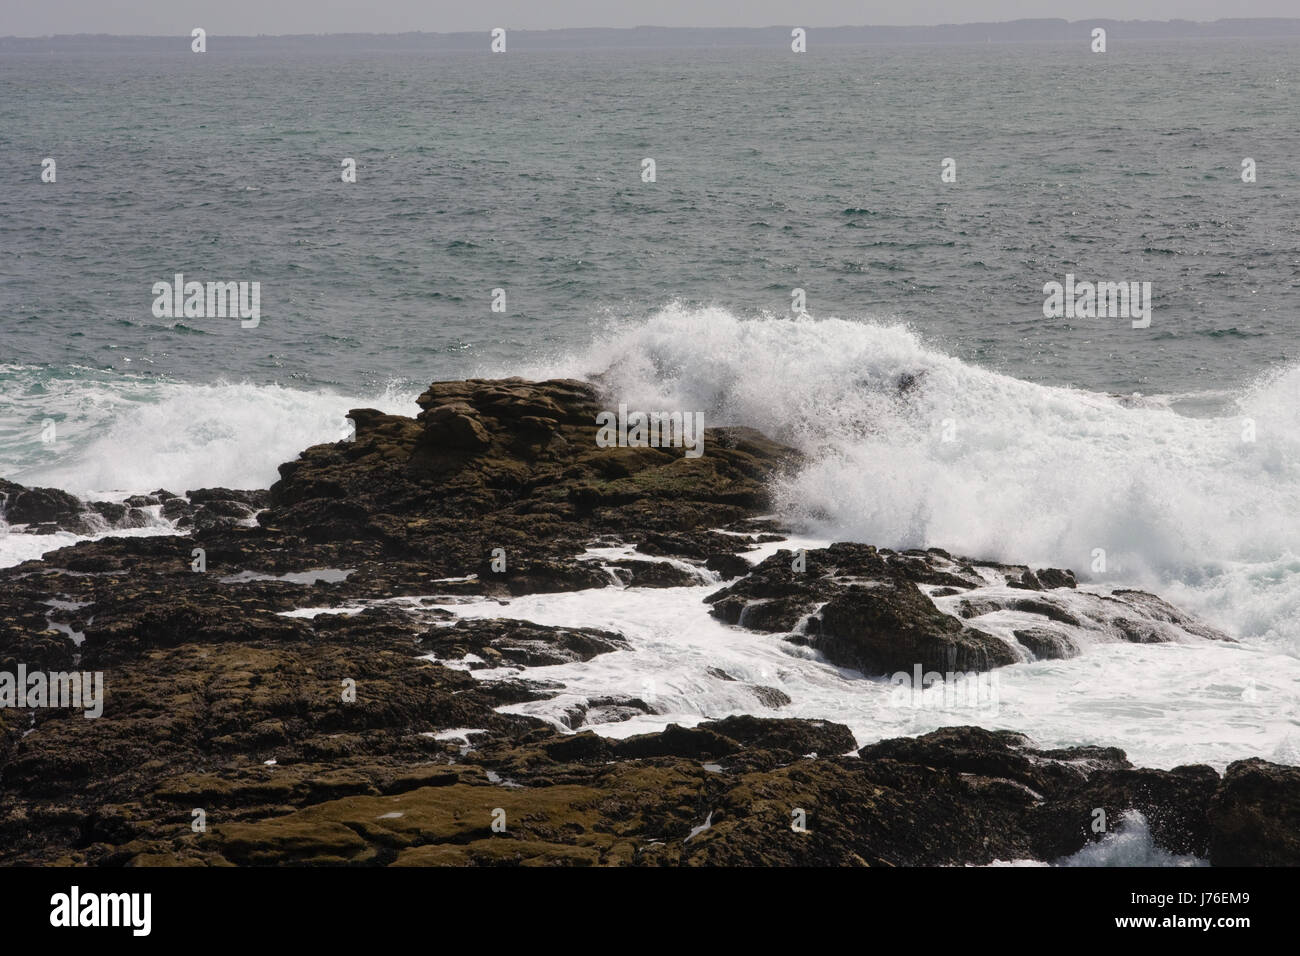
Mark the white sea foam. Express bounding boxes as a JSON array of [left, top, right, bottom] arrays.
[[2, 373, 416, 498], [513, 304, 1300, 654], [0, 374, 415, 567], [0, 525, 184, 570], [412, 584, 1300, 771], [986, 811, 1207, 867]]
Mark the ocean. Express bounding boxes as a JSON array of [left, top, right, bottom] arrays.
[[3, 37, 1300, 777]]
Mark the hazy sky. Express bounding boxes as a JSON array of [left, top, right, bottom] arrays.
[[2, 1, 1294, 37]]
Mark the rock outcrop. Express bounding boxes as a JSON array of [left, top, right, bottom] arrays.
[[0, 378, 1283, 867], [705, 543, 1230, 673]]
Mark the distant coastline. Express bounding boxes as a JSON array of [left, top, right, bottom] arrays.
[[5, 18, 1300, 50]]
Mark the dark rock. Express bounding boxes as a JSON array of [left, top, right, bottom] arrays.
[[91, 501, 127, 524], [162, 497, 193, 519], [607, 559, 701, 588], [2, 484, 85, 528], [421, 619, 627, 668], [1209, 759, 1300, 865], [817, 581, 1017, 675], [193, 508, 249, 532], [1036, 568, 1078, 589], [185, 489, 269, 512], [1007, 568, 1076, 590], [543, 732, 613, 763], [186, 488, 269, 508], [1030, 764, 1219, 860], [860, 726, 1098, 796], [1013, 627, 1079, 660], [199, 499, 255, 519], [1007, 569, 1043, 590], [699, 716, 855, 756], [1008, 597, 1082, 627], [750, 685, 793, 708], [421, 402, 493, 450], [705, 552, 753, 580], [612, 724, 741, 760]]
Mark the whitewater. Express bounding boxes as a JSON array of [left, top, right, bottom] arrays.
[[5, 306, 1300, 774]]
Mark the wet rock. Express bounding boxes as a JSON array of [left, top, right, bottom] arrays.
[[193, 507, 252, 532], [187, 488, 269, 508], [544, 732, 614, 763], [700, 716, 855, 757], [0, 481, 94, 532], [1107, 590, 1232, 642], [612, 723, 741, 760], [1209, 759, 1300, 866], [1029, 764, 1219, 860], [1007, 570, 1043, 590], [959, 586, 1231, 649], [421, 618, 627, 668], [1006, 568, 1076, 590], [750, 685, 793, 708], [162, 497, 193, 520], [1013, 627, 1079, 660], [705, 545, 1006, 672], [583, 696, 657, 724], [198, 499, 255, 519], [1036, 568, 1077, 589], [91, 501, 127, 524], [859, 727, 1101, 796], [704, 553, 752, 580], [606, 559, 702, 588], [818, 581, 1017, 675]]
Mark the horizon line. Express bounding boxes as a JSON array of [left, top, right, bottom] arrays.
[[6, 17, 1300, 42]]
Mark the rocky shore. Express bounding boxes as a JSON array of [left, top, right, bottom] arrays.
[[1, 378, 1296, 866]]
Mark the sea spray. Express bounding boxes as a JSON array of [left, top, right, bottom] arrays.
[[9, 378, 417, 497], [510, 304, 1300, 651]]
